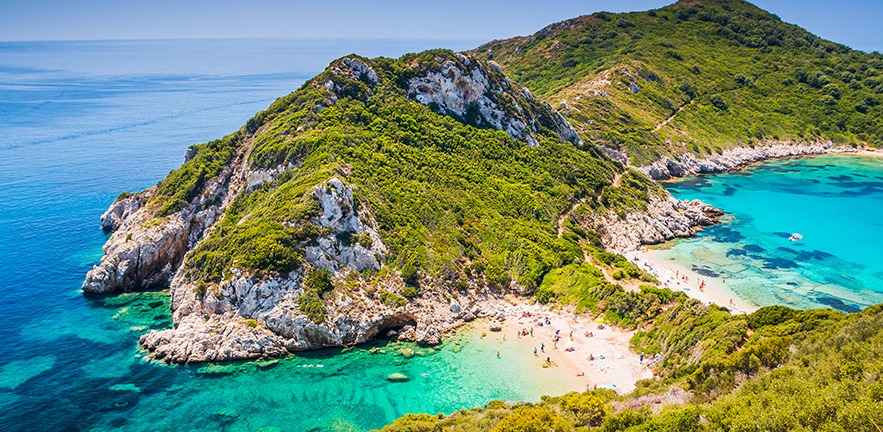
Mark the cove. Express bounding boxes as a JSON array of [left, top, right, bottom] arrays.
[[651, 154, 883, 312]]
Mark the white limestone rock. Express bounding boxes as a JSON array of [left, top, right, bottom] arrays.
[[405, 53, 580, 147], [639, 141, 833, 180], [99, 195, 142, 232]]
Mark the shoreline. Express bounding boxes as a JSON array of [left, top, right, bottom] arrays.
[[830, 146, 883, 159], [627, 248, 757, 314], [619, 145, 883, 315], [461, 298, 653, 395]]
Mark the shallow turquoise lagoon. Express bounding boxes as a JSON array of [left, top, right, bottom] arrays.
[[658, 154, 883, 312]]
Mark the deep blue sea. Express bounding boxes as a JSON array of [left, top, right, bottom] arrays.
[[655, 155, 883, 313], [0, 38, 592, 432]]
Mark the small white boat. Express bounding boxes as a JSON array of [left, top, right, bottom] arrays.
[[789, 233, 803, 241]]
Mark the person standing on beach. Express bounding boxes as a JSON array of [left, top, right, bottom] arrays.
[[541, 343, 545, 352], [534, 347, 537, 356]]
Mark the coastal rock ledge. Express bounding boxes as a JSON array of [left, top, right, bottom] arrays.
[[577, 195, 724, 253], [638, 141, 833, 180]]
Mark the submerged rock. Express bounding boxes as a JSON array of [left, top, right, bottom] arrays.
[[386, 372, 410, 382]]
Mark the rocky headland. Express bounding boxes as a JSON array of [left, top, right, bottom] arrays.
[[84, 54, 590, 363], [83, 53, 828, 364]]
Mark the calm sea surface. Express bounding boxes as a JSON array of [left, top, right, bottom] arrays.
[[657, 155, 883, 312], [0, 38, 584, 432]]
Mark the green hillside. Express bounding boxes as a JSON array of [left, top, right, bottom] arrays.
[[475, 0, 883, 164], [144, 50, 656, 298]]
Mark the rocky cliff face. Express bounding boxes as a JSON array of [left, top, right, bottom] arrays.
[[99, 195, 142, 231], [639, 142, 833, 180], [575, 194, 723, 253], [305, 178, 386, 272], [406, 53, 580, 147], [136, 178, 495, 363], [82, 131, 253, 295]]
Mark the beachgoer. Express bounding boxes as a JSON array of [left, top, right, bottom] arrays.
[[541, 343, 545, 352], [502, 335, 506, 341], [555, 329, 560, 335], [496, 351, 500, 359], [534, 347, 538, 356], [530, 328, 533, 336], [639, 352, 644, 363]]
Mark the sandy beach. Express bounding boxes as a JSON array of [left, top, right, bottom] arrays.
[[627, 248, 757, 314], [471, 298, 654, 395], [831, 146, 883, 159]]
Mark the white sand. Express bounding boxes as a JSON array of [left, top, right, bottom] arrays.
[[628, 249, 757, 314], [831, 146, 883, 159], [477, 298, 654, 395]]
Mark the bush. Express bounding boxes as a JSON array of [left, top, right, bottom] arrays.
[[491, 406, 569, 432], [711, 95, 729, 110], [379, 291, 406, 308], [304, 268, 333, 295], [298, 294, 325, 323]]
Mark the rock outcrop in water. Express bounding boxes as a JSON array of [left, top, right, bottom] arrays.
[[99, 195, 142, 232], [575, 194, 723, 253], [638, 141, 833, 180], [83, 128, 254, 295]]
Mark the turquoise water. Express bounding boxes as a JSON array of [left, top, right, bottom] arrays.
[[0, 38, 592, 432], [658, 155, 883, 312]]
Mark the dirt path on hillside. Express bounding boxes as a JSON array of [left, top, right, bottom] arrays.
[[652, 99, 694, 133]]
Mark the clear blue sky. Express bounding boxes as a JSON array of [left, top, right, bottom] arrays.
[[1, 0, 882, 52]]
